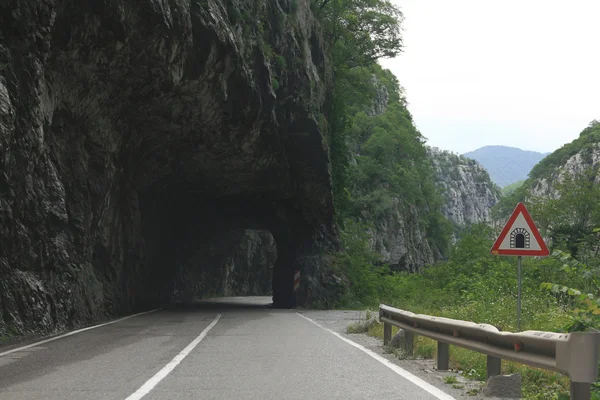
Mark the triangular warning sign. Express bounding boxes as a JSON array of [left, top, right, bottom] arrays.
[[490, 202, 549, 257]]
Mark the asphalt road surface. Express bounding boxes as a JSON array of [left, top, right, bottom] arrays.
[[0, 297, 454, 400]]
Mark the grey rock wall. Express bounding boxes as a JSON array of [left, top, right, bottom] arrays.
[[0, 0, 336, 338], [429, 147, 501, 227], [368, 202, 435, 272]]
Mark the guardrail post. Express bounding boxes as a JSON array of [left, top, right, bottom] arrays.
[[383, 322, 392, 346], [404, 331, 414, 357], [570, 382, 591, 400], [486, 356, 502, 378], [437, 342, 449, 370]]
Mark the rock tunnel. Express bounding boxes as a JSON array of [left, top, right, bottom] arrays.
[[0, 0, 339, 335]]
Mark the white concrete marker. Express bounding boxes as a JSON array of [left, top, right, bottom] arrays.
[[297, 313, 457, 400], [0, 307, 163, 358], [125, 313, 222, 400]]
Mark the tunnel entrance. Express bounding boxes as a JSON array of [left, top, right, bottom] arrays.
[[510, 228, 530, 249], [515, 234, 525, 249], [169, 229, 277, 303], [136, 189, 302, 309]]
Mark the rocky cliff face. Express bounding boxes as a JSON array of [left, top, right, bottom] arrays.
[[354, 78, 502, 270], [529, 143, 600, 199], [347, 76, 437, 271], [429, 148, 501, 227], [0, 0, 338, 338], [367, 202, 435, 272]]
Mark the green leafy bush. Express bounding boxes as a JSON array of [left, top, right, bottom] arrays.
[[271, 78, 280, 91]]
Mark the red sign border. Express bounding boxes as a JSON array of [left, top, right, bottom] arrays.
[[490, 202, 550, 256]]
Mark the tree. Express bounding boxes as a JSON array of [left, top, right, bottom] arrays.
[[313, 0, 450, 255], [315, 0, 404, 68], [316, 0, 404, 225], [531, 165, 600, 260]]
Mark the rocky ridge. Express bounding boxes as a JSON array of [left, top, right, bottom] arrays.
[[354, 79, 501, 271], [529, 142, 600, 199], [429, 148, 501, 228]]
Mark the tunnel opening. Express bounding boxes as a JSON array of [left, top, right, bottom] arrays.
[[168, 228, 278, 303], [135, 188, 299, 308], [515, 233, 525, 249], [510, 229, 530, 249]]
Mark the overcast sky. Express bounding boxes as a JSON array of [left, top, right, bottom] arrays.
[[379, 0, 600, 154]]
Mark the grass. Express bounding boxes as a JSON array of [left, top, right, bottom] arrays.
[[443, 376, 458, 384], [366, 319, 397, 338], [346, 320, 372, 333], [346, 309, 379, 333], [0, 324, 19, 346]]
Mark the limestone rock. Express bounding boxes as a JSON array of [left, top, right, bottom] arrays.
[[483, 374, 522, 398], [368, 201, 436, 271], [429, 147, 502, 231], [388, 328, 406, 348]]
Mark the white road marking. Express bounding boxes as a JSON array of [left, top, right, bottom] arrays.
[[0, 307, 163, 358], [297, 313, 456, 400], [124, 313, 222, 400]]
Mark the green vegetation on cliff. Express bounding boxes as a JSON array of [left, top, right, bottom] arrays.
[[316, 0, 450, 262], [528, 120, 600, 182], [501, 179, 525, 195]]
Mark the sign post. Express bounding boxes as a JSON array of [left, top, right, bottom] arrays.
[[490, 202, 549, 331], [517, 255, 522, 331]]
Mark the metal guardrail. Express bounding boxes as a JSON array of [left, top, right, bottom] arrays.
[[379, 304, 600, 400]]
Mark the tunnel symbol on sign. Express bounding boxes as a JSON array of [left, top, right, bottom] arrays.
[[510, 228, 530, 249]]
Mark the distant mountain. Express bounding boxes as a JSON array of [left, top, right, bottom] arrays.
[[463, 146, 550, 187]]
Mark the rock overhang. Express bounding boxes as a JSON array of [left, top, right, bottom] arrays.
[[0, 0, 338, 335]]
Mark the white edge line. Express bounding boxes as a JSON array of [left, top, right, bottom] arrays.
[[0, 307, 163, 357], [297, 313, 456, 400], [124, 313, 222, 400]]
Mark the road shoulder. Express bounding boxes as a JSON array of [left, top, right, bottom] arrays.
[[297, 309, 510, 400]]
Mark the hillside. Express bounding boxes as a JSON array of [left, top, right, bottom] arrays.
[[337, 70, 504, 272], [340, 69, 448, 272], [493, 120, 600, 221], [463, 145, 550, 187]]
